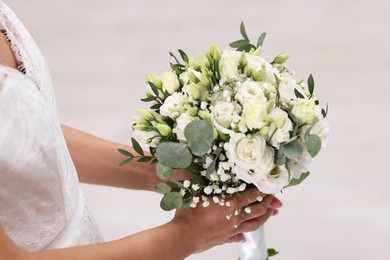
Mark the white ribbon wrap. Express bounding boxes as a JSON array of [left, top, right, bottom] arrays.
[[238, 226, 268, 260]]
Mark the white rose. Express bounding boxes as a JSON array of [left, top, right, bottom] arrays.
[[172, 112, 196, 142], [235, 81, 266, 104], [291, 98, 317, 125], [228, 133, 271, 170], [268, 107, 293, 149], [211, 101, 239, 134], [161, 71, 180, 94], [160, 92, 186, 119], [133, 129, 161, 148], [287, 144, 312, 179], [219, 50, 241, 79], [242, 100, 267, 130]]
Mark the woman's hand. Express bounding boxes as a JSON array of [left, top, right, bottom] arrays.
[[171, 188, 282, 254]]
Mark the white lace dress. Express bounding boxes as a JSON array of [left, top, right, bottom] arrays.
[[0, 1, 104, 252]]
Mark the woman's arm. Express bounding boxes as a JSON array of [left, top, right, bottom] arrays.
[[62, 125, 188, 191], [0, 190, 281, 260]]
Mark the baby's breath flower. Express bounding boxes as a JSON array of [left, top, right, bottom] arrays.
[[227, 187, 237, 194], [202, 201, 210, 207], [192, 184, 200, 191], [204, 186, 213, 195]]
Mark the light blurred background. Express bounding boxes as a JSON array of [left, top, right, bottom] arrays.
[[6, 0, 390, 259]]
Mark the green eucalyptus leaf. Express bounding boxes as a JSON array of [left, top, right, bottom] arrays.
[[117, 148, 134, 158], [274, 148, 287, 166], [148, 81, 159, 97], [119, 157, 133, 167], [305, 134, 321, 157], [267, 248, 279, 257], [156, 142, 193, 168], [283, 139, 303, 159], [178, 49, 189, 63], [166, 180, 184, 190], [237, 43, 256, 52], [285, 172, 310, 188], [151, 158, 158, 165], [137, 156, 154, 162], [308, 74, 314, 96], [131, 137, 144, 156], [155, 183, 171, 194], [150, 103, 162, 110], [206, 148, 221, 179], [141, 96, 156, 102], [304, 118, 319, 138], [160, 192, 183, 211], [321, 103, 329, 118], [184, 120, 214, 156], [169, 52, 180, 64], [294, 88, 304, 99], [240, 21, 249, 40], [229, 39, 250, 48], [156, 164, 173, 180], [257, 32, 267, 47]]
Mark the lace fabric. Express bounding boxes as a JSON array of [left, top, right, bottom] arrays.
[[0, 1, 103, 251]]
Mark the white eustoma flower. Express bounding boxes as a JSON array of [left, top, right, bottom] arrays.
[[160, 92, 186, 119], [133, 129, 161, 148], [268, 107, 293, 149], [230, 145, 277, 193], [242, 100, 267, 130], [172, 112, 196, 142], [219, 50, 241, 79], [300, 119, 330, 148], [287, 144, 312, 179], [211, 101, 239, 134], [235, 81, 266, 104], [255, 165, 290, 194], [278, 72, 302, 104], [246, 54, 268, 72], [291, 98, 317, 125], [161, 71, 180, 94]]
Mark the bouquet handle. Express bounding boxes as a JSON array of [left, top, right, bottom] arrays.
[[238, 226, 268, 260]]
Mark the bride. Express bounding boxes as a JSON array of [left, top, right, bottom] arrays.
[[0, 1, 281, 259]]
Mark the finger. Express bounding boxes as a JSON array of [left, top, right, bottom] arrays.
[[270, 196, 283, 208], [225, 234, 245, 244], [236, 208, 273, 234], [272, 208, 279, 216], [234, 188, 267, 208], [240, 196, 273, 222]]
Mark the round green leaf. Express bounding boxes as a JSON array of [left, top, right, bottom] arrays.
[[156, 164, 173, 180], [305, 134, 321, 158], [160, 192, 183, 211], [184, 120, 214, 156], [285, 172, 310, 188], [156, 142, 192, 169], [283, 139, 303, 159], [155, 183, 171, 194]]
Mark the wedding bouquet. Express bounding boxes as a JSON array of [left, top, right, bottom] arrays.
[[119, 22, 329, 258]]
